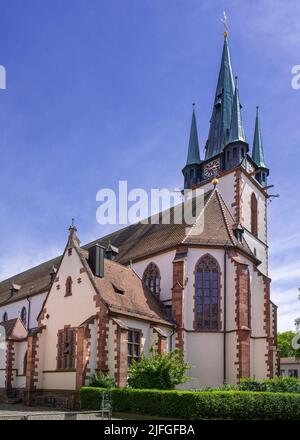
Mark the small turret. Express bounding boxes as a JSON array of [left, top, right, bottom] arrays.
[[252, 106, 269, 185], [182, 105, 201, 189], [224, 77, 248, 170]]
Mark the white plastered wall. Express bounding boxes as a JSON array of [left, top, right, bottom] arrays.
[[132, 251, 176, 303], [38, 249, 98, 390], [85, 320, 98, 385], [0, 292, 47, 330], [13, 341, 27, 388], [0, 339, 7, 388], [182, 248, 225, 388]]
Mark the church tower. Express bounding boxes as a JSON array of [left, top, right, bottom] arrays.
[[182, 32, 268, 191], [182, 31, 270, 275]]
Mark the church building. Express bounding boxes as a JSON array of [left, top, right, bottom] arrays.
[[0, 31, 278, 408]]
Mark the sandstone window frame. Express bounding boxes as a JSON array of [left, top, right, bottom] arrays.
[[56, 327, 76, 371], [143, 262, 161, 298], [194, 254, 221, 332], [127, 329, 141, 367], [65, 276, 73, 297]]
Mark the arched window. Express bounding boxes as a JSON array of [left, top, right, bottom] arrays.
[[20, 307, 27, 327], [65, 276, 73, 297], [2, 312, 8, 322], [195, 254, 221, 331], [143, 263, 161, 298], [251, 193, 258, 237]]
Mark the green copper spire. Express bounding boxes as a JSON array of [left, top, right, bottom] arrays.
[[228, 77, 245, 144], [205, 35, 235, 159], [252, 106, 266, 168], [186, 105, 201, 165]]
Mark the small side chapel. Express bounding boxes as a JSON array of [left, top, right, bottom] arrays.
[[0, 30, 278, 407]]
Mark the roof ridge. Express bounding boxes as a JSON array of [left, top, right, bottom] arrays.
[[182, 188, 216, 243], [0, 255, 60, 285], [214, 190, 236, 245]]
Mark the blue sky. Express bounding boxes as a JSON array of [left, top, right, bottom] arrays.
[[0, 0, 299, 331]]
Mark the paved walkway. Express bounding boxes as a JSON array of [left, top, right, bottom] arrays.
[[0, 403, 112, 420]]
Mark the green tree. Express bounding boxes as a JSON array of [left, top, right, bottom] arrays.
[[127, 348, 191, 390], [89, 371, 115, 388], [277, 331, 300, 359]]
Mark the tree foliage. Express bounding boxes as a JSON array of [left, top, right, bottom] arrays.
[[89, 371, 115, 388], [277, 331, 300, 359], [127, 349, 191, 390]]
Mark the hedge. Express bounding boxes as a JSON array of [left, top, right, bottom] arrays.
[[80, 387, 300, 420]]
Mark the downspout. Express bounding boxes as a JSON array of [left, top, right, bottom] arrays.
[[223, 245, 228, 384], [26, 296, 31, 330], [169, 326, 177, 352]]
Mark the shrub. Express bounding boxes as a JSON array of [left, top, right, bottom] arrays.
[[89, 372, 115, 388], [80, 387, 300, 419], [237, 377, 300, 393], [127, 349, 191, 390]]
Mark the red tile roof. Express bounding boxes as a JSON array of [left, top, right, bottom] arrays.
[[0, 189, 256, 308]]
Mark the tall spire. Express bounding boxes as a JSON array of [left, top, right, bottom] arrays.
[[228, 77, 245, 144], [205, 34, 235, 159], [185, 104, 201, 165], [252, 106, 266, 168]]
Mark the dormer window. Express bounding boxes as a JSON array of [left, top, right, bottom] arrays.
[[10, 283, 21, 298], [233, 226, 244, 242], [2, 312, 8, 322], [113, 284, 124, 295]]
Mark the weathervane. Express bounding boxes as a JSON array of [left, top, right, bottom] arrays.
[[221, 11, 228, 38]]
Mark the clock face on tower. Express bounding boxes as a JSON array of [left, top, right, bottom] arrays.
[[203, 158, 220, 179]]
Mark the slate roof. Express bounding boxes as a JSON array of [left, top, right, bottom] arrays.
[[252, 106, 267, 169], [0, 318, 18, 337], [0, 189, 256, 307], [205, 36, 235, 159], [185, 106, 201, 166], [94, 259, 171, 324]]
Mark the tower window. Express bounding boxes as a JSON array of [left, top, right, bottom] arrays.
[[233, 148, 237, 159], [251, 193, 258, 237], [194, 254, 221, 331], [227, 150, 230, 161], [143, 263, 161, 298], [241, 148, 245, 158]]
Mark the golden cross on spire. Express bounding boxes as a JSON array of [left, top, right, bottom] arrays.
[[221, 11, 228, 38]]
